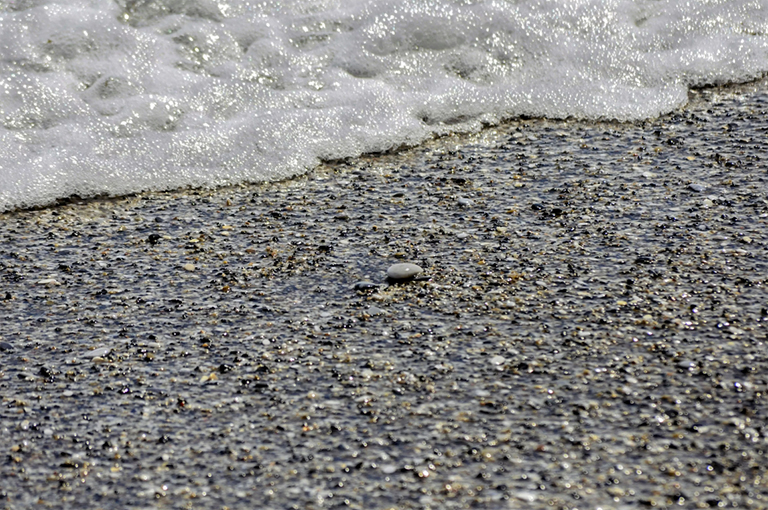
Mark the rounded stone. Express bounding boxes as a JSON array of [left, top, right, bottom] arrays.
[[386, 263, 423, 281], [490, 355, 506, 365], [86, 346, 112, 359]]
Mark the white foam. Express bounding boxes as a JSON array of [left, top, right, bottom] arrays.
[[1, 0, 767, 211]]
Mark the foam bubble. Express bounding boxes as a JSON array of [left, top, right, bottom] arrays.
[[1, 0, 767, 210]]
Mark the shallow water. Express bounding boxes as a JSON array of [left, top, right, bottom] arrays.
[[1, 0, 768, 211]]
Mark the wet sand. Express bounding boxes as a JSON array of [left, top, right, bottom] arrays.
[[1, 80, 767, 509]]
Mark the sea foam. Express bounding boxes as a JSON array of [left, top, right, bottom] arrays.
[[1, 0, 767, 211]]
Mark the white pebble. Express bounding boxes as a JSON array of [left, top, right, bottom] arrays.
[[514, 491, 537, 503], [86, 346, 112, 359], [386, 263, 423, 281]]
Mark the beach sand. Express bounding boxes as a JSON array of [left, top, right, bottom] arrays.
[[1, 79, 767, 509]]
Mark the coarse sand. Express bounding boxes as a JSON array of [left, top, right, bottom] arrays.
[[1, 80, 767, 509]]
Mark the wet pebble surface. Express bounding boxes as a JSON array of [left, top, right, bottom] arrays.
[[0, 80, 767, 509]]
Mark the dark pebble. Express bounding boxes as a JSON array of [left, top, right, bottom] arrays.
[[354, 281, 379, 291]]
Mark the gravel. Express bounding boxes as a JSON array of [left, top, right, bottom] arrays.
[[0, 79, 767, 509]]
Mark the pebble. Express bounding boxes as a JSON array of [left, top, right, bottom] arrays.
[[688, 183, 706, 192], [354, 281, 379, 291], [36, 278, 60, 286], [86, 346, 112, 358], [183, 263, 196, 271], [386, 263, 423, 281], [457, 197, 473, 207], [0, 341, 13, 351], [513, 491, 537, 503]]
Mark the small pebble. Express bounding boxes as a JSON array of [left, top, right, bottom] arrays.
[[183, 263, 196, 271], [386, 263, 423, 281], [490, 355, 506, 365], [354, 281, 379, 291], [514, 491, 537, 503], [0, 341, 13, 351], [688, 183, 706, 192], [381, 464, 398, 474], [457, 197, 473, 207], [86, 346, 112, 359]]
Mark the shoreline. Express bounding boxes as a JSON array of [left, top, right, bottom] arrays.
[[1, 80, 767, 509], [5, 76, 768, 217]]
